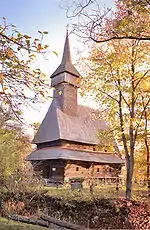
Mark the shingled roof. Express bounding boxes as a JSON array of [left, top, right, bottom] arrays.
[[26, 147, 123, 164], [33, 100, 108, 145], [51, 31, 80, 78]]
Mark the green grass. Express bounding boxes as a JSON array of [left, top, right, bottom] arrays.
[[44, 185, 121, 202], [44, 184, 148, 202], [0, 218, 50, 230]]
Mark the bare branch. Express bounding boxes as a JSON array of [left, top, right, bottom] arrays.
[[134, 98, 150, 144], [66, 0, 93, 18], [98, 89, 119, 103], [134, 69, 150, 89], [90, 35, 150, 43]]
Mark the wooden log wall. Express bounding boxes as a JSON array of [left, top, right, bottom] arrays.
[[64, 161, 121, 185]]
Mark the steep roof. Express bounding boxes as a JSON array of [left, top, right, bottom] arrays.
[[33, 99, 108, 145], [26, 147, 123, 164], [51, 31, 80, 78]]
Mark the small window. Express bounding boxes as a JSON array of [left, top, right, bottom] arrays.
[[52, 167, 56, 171], [97, 168, 100, 173], [104, 149, 107, 152], [76, 167, 79, 171], [109, 168, 112, 173], [93, 147, 96, 151]]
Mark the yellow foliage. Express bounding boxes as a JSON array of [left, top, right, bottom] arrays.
[[0, 73, 3, 81]]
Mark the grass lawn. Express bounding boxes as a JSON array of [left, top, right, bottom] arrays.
[[0, 218, 50, 230], [44, 184, 148, 202]]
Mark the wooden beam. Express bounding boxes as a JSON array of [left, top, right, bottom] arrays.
[[41, 215, 89, 230], [7, 214, 89, 229], [7, 214, 50, 228]]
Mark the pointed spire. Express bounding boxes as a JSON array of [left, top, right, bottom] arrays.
[[61, 30, 72, 65], [51, 31, 80, 78]]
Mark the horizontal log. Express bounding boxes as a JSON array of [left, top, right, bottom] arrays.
[[7, 214, 50, 228], [41, 215, 89, 230]]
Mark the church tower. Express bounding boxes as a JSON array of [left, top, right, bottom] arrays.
[[51, 31, 80, 116]]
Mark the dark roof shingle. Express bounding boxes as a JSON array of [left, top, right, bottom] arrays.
[[26, 147, 124, 164], [33, 100, 108, 145]]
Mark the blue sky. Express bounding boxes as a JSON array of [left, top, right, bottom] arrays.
[[0, 0, 115, 126], [0, 0, 115, 74], [0, 0, 67, 34], [0, 0, 68, 74]]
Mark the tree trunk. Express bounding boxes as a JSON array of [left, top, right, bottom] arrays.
[[125, 155, 134, 199], [125, 43, 135, 200], [143, 110, 150, 197], [145, 138, 150, 197], [148, 178, 150, 197]]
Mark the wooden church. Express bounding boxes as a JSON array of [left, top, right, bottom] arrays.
[[26, 32, 123, 185]]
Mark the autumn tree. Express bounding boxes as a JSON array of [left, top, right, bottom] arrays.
[[0, 105, 32, 187], [66, 0, 150, 42], [0, 18, 50, 118], [80, 38, 150, 199], [66, 0, 150, 199]]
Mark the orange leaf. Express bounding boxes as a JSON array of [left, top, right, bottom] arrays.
[[37, 43, 42, 50]]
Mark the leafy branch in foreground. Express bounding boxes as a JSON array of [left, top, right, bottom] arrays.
[[0, 18, 53, 116]]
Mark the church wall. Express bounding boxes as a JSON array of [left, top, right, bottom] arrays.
[[62, 142, 110, 152], [63, 143, 94, 151], [32, 160, 66, 182], [62, 141, 116, 154], [32, 160, 121, 185], [64, 161, 90, 180], [64, 161, 121, 184]]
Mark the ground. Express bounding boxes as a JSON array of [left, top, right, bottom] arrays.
[[0, 218, 50, 230], [0, 185, 149, 229]]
